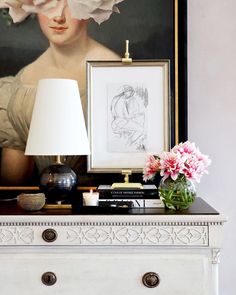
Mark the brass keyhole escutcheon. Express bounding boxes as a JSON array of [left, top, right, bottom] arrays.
[[142, 272, 160, 288], [41, 272, 57, 286], [42, 228, 58, 243]]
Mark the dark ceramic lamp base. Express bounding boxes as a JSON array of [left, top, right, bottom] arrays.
[[39, 163, 77, 204]]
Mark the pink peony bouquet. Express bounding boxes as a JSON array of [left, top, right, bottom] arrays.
[[143, 141, 211, 183], [0, 0, 124, 24]]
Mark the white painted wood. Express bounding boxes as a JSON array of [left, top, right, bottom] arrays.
[[0, 214, 226, 295], [0, 251, 211, 295]]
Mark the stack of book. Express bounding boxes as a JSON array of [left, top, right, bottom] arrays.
[[97, 185, 164, 208]]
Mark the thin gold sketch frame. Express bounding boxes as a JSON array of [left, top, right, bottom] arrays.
[[87, 60, 170, 173]]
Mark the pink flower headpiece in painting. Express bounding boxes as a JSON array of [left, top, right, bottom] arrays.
[[0, 0, 125, 24]]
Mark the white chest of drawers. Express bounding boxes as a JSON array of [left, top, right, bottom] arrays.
[[0, 198, 226, 295]]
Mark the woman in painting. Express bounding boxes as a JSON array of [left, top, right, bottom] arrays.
[[0, 0, 123, 185]]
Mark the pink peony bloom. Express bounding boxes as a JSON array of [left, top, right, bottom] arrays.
[[159, 152, 184, 181], [143, 155, 160, 182], [143, 141, 211, 183], [182, 156, 201, 182], [171, 141, 198, 156]]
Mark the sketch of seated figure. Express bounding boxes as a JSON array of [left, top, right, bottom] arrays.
[[110, 84, 148, 151]]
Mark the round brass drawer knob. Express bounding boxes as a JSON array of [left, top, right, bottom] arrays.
[[142, 272, 160, 288], [41, 272, 57, 286], [42, 228, 58, 243]]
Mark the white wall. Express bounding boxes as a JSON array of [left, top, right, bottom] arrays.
[[188, 1, 236, 294]]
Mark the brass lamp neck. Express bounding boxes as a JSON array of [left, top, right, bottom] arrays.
[[56, 155, 62, 164]]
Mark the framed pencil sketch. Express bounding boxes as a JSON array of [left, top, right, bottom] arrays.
[[87, 61, 170, 172]]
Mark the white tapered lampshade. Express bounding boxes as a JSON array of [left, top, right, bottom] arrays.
[[25, 79, 90, 156]]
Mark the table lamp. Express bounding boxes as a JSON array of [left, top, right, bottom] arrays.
[[25, 79, 90, 203]]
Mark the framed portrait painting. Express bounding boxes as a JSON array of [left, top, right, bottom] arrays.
[[0, 0, 187, 188]]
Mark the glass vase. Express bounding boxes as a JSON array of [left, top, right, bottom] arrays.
[[158, 175, 196, 210]]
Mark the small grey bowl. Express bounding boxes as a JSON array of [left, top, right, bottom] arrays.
[[17, 193, 46, 211]]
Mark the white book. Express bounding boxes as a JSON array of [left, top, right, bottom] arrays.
[[100, 199, 164, 208]]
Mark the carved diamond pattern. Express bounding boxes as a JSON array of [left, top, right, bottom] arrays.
[[66, 226, 208, 246]]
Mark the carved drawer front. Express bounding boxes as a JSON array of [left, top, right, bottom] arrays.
[[0, 225, 209, 246], [0, 252, 210, 295]]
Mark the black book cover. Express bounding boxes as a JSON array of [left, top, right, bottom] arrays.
[[97, 185, 159, 199]]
